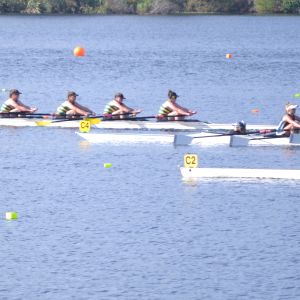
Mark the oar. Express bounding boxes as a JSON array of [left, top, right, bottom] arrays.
[[35, 111, 141, 125], [0, 112, 53, 117], [35, 115, 103, 126], [35, 112, 137, 126], [35, 114, 193, 125], [100, 114, 155, 121], [0, 112, 99, 118], [35, 112, 209, 126], [100, 115, 210, 123], [0, 114, 51, 120], [174, 129, 277, 146], [36, 113, 153, 126], [0, 112, 84, 120]]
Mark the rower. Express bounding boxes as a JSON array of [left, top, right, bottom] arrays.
[[55, 91, 95, 117], [0, 89, 37, 114], [103, 93, 142, 119], [231, 121, 247, 134], [276, 103, 300, 136], [158, 90, 197, 120]]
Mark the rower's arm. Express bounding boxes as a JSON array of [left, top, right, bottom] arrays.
[[284, 115, 300, 128], [116, 102, 134, 113], [76, 103, 94, 114], [169, 102, 191, 116], [12, 100, 32, 112], [175, 103, 197, 114], [74, 106, 90, 116], [175, 103, 190, 113], [68, 102, 89, 116]]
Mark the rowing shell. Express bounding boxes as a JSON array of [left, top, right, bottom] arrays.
[[185, 132, 300, 147], [0, 117, 276, 131], [180, 167, 300, 180], [76, 131, 300, 147]]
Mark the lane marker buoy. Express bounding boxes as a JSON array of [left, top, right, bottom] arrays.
[[104, 163, 112, 168], [74, 46, 85, 57], [5, 212, 18, 220]]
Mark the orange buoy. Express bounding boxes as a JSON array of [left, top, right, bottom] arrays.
[[226, 53, 233, 59], [251, 108, 260, 113], [73, 46, 85, 57]]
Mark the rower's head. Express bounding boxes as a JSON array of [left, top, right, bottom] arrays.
[[286, 103, 298, 115], [67, 91, 78, 103], [233, 121, 246, 134], [168, 90, 178, 102], [115, 93, 126, 103], [9, 89, 22, 101]]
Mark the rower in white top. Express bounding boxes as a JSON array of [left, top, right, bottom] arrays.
[[158, 90, 197, 121], [276, 103, 300, 136], [0, 89, 38, 113], [103, 93, 142, 119]]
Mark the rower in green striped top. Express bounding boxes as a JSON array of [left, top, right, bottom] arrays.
[[55, 91, 95, 117], [0, 89, 38, 113], [103, 93, 142, 119], [158, 90, 197, 120]]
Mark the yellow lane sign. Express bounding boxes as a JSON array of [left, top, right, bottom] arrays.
[[79, 120, 91, 133], [184, 154, 198, 168]]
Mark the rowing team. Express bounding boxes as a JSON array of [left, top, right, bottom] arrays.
[[0, 89, 196, 120], [1, 89, 300, 135]]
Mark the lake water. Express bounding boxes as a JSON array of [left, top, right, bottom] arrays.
[[0, 15, 299, 299]]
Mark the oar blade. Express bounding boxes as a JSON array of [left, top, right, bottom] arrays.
[[174, 134, 194, 146], [35, 120, 51, 126], [86, 118, 101, 125], [229, 135, 250, 147]]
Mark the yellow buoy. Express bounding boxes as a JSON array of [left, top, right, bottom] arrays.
[[104, 163, 112, 168], [5, 212, 18, 220]]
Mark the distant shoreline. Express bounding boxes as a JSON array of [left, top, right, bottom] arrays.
[[0, 12, 299, 16], [1, 0, 300, 15]]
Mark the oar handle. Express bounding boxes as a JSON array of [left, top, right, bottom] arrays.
[[51, 113, 139, 123], [192, 129, 277, 140], [102, 115, 157, 121], [101, 115, 203, 121]]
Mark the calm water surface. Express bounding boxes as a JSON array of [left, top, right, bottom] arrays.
[[0, 16, 299, 299]]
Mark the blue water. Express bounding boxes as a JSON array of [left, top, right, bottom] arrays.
[[0, 16, 299, 299]]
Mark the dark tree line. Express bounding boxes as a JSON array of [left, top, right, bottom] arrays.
[[0, 0, 299, 14]]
